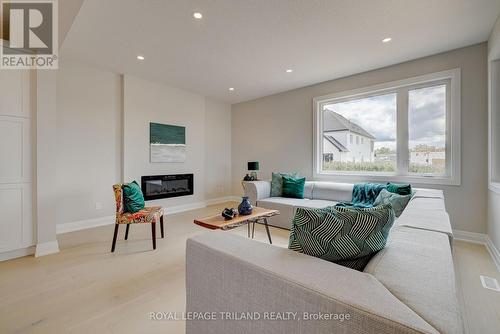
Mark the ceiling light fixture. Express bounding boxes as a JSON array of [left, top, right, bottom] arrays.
[[286, 69, 293, 73], [382, 37, 392, 43], [137, 55, 145, 60], [193, 12, 203, 19], [228, 87, 234, 91]]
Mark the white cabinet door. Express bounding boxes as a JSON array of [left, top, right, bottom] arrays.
[[0, 71, 34, 255]]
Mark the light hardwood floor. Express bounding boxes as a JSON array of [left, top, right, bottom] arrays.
[[0, 202, 499, 333]]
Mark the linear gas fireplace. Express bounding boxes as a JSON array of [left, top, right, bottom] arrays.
[[141, 174, 194, 200]]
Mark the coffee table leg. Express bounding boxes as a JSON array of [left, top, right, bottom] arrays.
[[264, 218, 272, 244], [252, 220, 256, 239], [247, 221, 250, 238]]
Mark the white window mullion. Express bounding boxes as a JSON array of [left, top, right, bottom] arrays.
[[397, 88, 409, 176]]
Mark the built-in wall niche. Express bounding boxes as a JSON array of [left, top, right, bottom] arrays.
[[490, 59, 500, 190]]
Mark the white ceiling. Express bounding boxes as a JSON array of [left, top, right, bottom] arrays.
[[62, 0, 500, 104]]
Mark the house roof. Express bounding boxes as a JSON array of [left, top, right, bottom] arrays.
[[323, 110, 376, 139], [324, 134, 349, 152]]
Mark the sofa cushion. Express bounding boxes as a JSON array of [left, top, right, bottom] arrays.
[[303, 182, 314, 199], [408, 196, 446, 211], [271, 172, 299, 197], [282, 176, 306, 199], [257, 197, 336, 229], [412, 188, 444, 199], [396, 197, 453, 244], [311, 182, 353, 202], [374, 189, 412, 217], [288, 204, 395, 271], [364, 226, 463, 334]]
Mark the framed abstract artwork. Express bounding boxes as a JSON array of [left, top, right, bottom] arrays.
[[150, 122, 186, 163]]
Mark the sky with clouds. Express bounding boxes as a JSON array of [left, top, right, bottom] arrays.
[[324, 85, 445, 151]]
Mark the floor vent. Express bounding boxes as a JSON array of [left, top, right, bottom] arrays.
[[480, 275, 500, 292]]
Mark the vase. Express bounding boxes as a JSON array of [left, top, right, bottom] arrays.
[[238, 196, 253, 215]]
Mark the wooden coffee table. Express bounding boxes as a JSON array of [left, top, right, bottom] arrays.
[[194, 207, 279, 244]]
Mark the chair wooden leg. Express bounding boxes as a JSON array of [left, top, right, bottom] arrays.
[[160, 216, 164, 238], [125, 224, 130, 240], [111, 224, 119, 252], [151, 222, 156, 250]]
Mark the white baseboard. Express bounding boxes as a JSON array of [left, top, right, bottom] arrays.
[[0, 246, 35, 261], [56, 196, 240, 235], [486, 237, 500, 272], [56, 215, 115, 234], [205, 196, 240, 206], [453, 230, 488, 244], [453, 229, 500, 272], [35, 240, 60, 257]]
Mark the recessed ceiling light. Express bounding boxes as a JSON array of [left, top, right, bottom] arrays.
[[382, 37, 392, 43], [193, 12, 203, 19], [137, 55, 145, 60], [228, 87, 234, 91], [286, 69, 293, 73]]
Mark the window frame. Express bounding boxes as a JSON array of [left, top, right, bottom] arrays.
[[313, 68, 461, 185]]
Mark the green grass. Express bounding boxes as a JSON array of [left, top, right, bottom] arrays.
[[323, 161, 396, 172], [322, 161, 444, 175]]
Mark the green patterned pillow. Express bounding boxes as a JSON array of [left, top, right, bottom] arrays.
[[373, 189, 411, 217], [271, 172, 299, 197], [288, 204, 395, 271]]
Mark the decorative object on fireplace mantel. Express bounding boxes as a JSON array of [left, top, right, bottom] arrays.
[[150, 122, 186, 163]]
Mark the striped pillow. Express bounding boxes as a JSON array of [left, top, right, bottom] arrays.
[[288, 204, 395, 271]]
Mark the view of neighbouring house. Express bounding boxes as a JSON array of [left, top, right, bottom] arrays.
[[323, 110, 375, 164], [322, 94, 446, 175]]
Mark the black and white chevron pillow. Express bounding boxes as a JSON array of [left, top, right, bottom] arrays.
[[288, 204, 395, 271]]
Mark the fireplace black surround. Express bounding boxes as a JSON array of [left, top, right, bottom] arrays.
[[141, 174, 194, 200]]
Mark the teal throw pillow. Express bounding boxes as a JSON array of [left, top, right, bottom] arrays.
[[122, 181, 145, 213], [288, 204, 395, 271], [373, 188, 411, 217], [282, 176, 305, 199], [386, 183, 412, 195], [271, 172, 299, 197]]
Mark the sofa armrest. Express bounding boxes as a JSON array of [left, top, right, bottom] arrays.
[[186, 232, 438, 334], [242, 180, 271, 205]]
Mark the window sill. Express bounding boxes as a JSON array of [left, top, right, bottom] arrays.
[[313, 172, 460, 186], [489, 182, 500, 195]]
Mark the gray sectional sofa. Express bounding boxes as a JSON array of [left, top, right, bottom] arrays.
[[186, 181, 463, 334]]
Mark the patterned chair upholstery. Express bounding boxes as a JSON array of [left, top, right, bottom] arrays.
[[111, 184, 165, 252]]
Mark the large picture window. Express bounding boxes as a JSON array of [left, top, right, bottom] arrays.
[[313, 69, 460, 185]]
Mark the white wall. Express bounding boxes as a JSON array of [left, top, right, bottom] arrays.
[[488, 15, 500, 251], [55, 61, 231, 230], [205, 99, 232, 199], [232, 43, 488, 234], [37, 70, 59, 250], [123, 75, 207, 208], [123, 75, 232, 209], [56, 59, 122, 226]]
